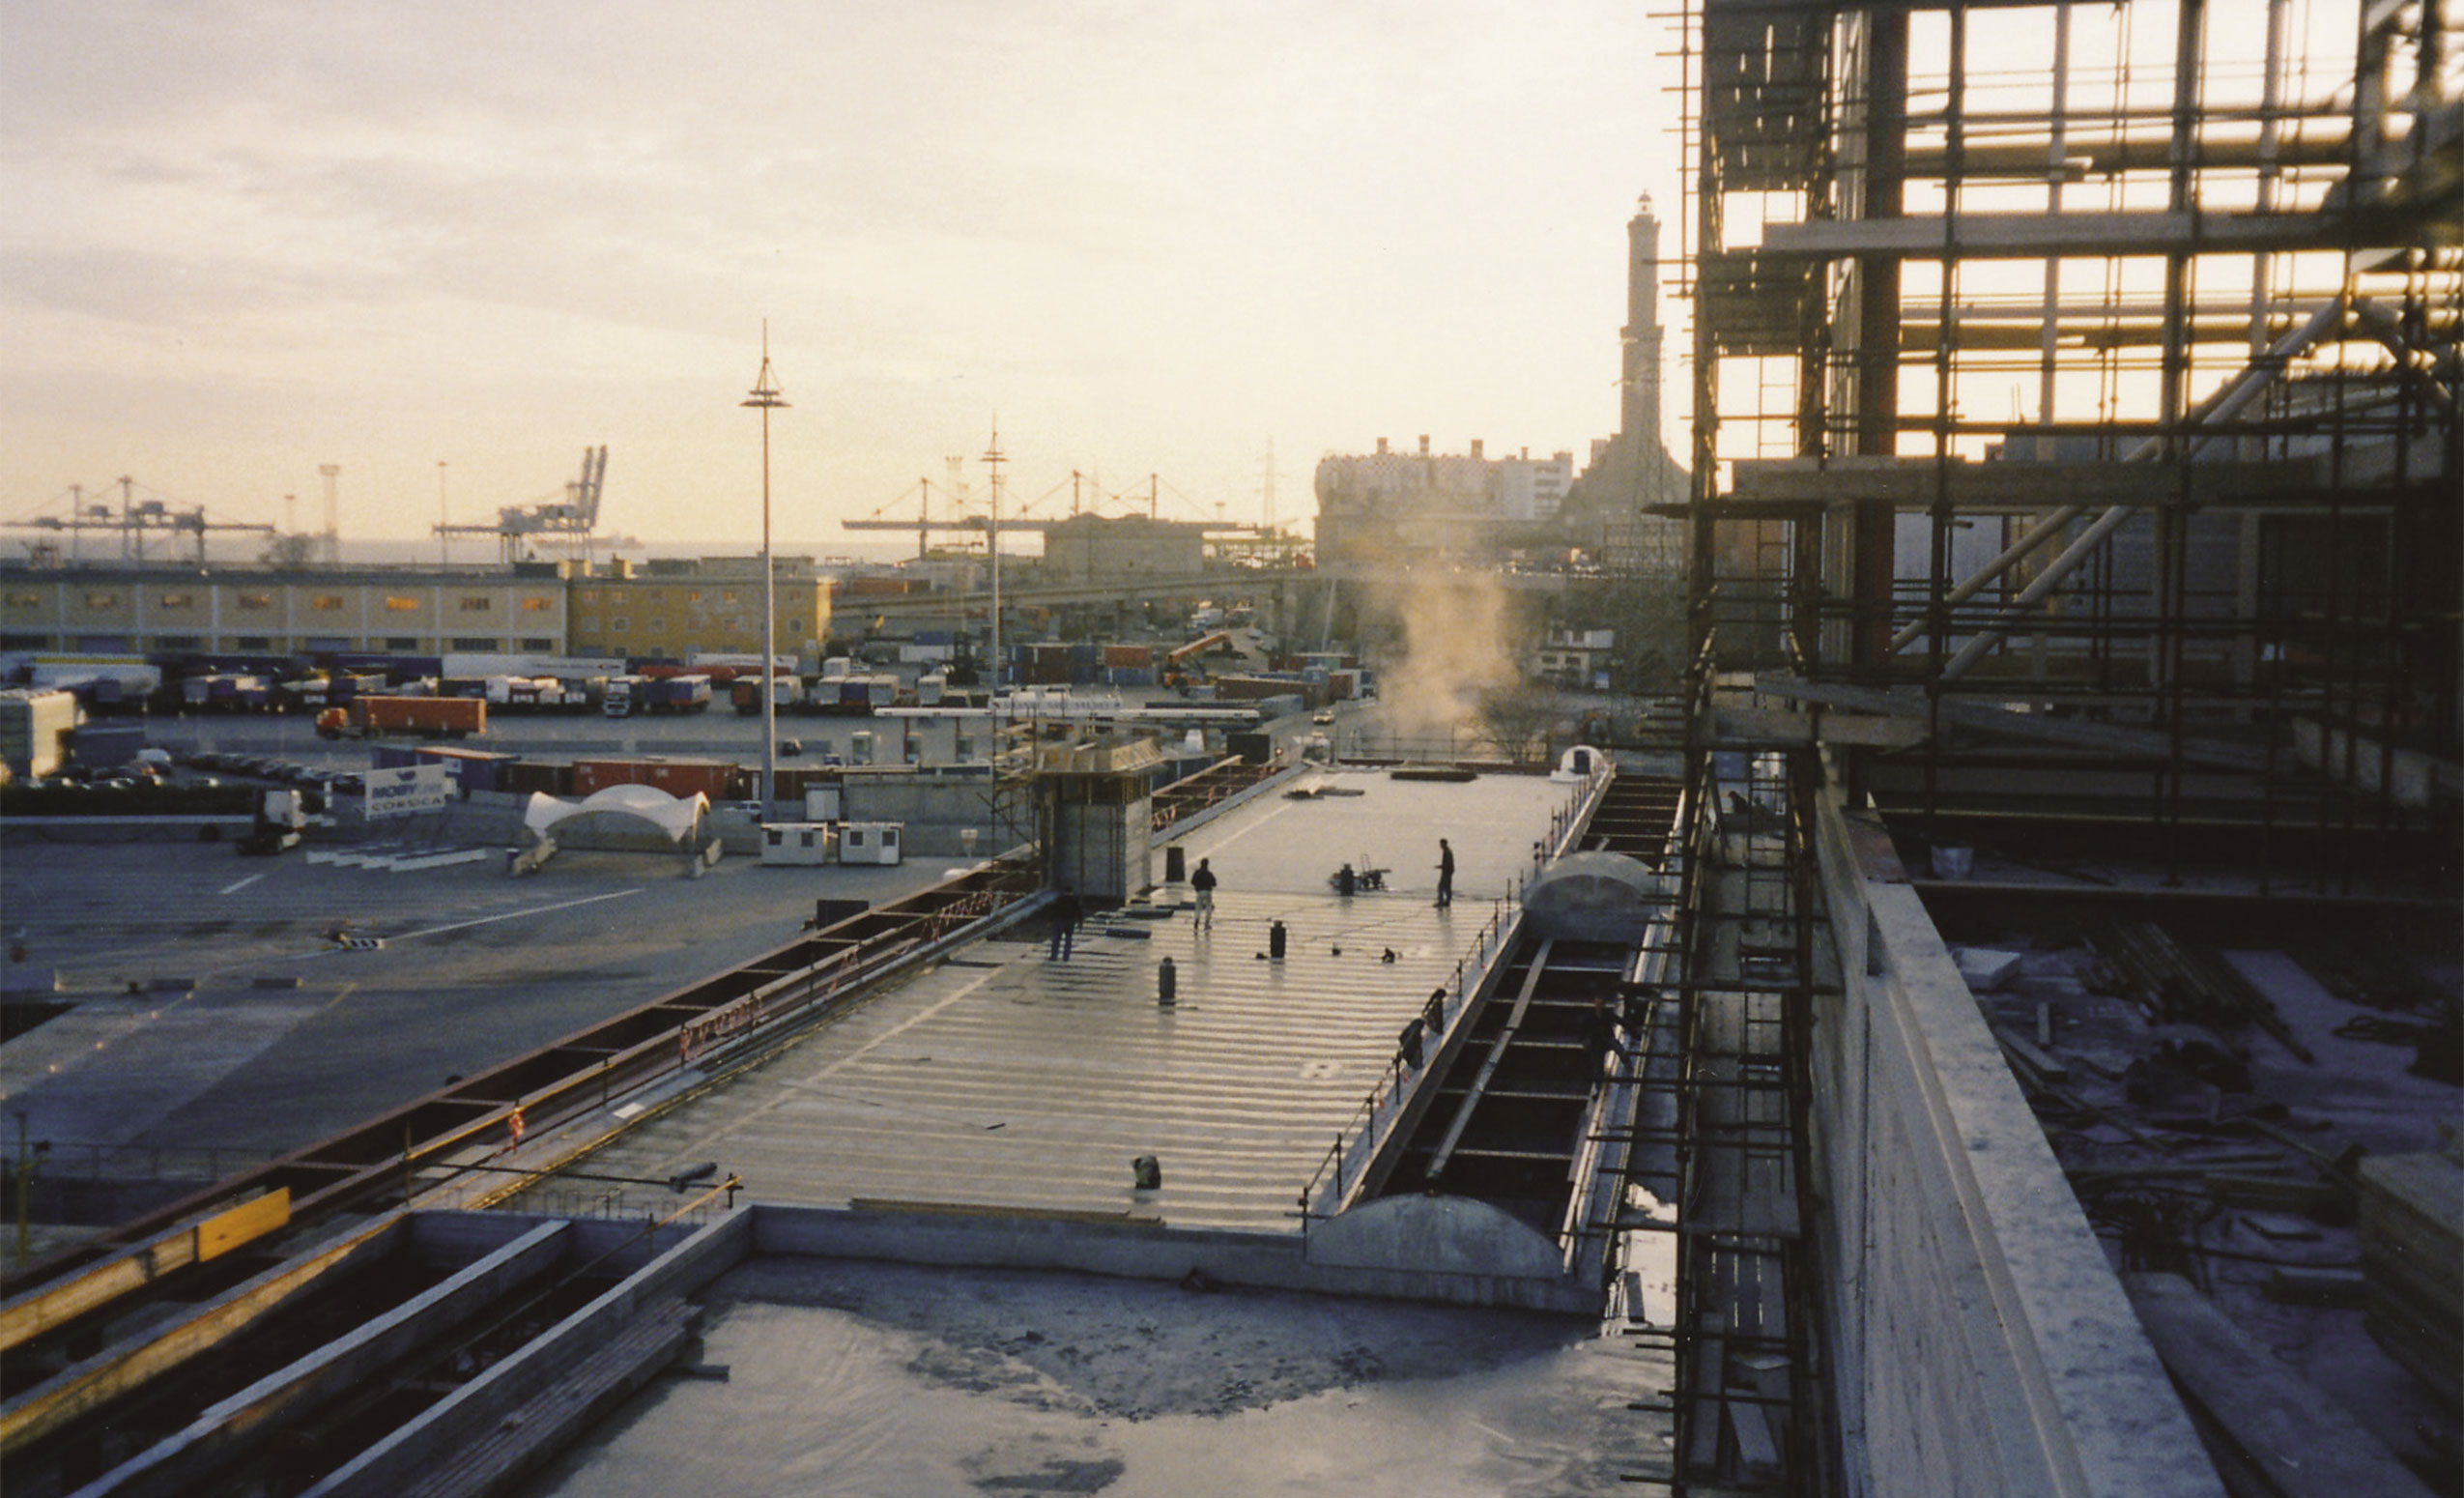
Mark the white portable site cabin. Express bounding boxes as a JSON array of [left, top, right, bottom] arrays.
[[759, 822, 831, 867], [838, 821, 903, 866]]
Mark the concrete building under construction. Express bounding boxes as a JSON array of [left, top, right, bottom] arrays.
[[0, 3, 2454, 1496], [1647, 0, 2460, 1491]]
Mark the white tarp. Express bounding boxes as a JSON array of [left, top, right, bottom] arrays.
[[364, 763, 452, 821], [523, 784, 707, 845]]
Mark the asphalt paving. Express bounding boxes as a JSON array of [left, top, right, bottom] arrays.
[[0, 807, 955, 1162]]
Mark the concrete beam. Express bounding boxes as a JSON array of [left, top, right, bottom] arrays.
[[1756, 208, 2412, 260], [1715, 706, 1930, 750], [1, 1190, 291, 1354], [1728, 455, 2325, 509], [310, 1212, 752, 1498], [1, 1213, 400, 1458], [84, 1220, 573, 1498], [1755, 676, 2270, 773]]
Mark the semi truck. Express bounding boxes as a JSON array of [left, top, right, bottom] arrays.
[[238, 787, 307, 855], [643, 675, 713, 714], [315, 695, 486, 739]]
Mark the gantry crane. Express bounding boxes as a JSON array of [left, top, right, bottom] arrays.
[[7, 476, 274, 564], [432, 446, 633, 562]]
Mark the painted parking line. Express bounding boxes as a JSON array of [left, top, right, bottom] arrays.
[[391, 888, 645, 941], [218, 874, 268, 896]]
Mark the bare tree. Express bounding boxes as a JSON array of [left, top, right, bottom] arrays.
[[1475, 679, 1563, 765]]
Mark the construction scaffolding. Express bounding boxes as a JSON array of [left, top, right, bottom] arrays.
[[1647, 0, 2459, 1490], [1673, 0, 2460, 888]]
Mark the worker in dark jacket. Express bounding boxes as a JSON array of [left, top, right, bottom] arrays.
[[1436, 838, 1455, 908], [1049, 888, 1084, 961], [1189, 857, 1218, 931]]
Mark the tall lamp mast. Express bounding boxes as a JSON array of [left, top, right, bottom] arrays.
[[742, 323, 789, 821]]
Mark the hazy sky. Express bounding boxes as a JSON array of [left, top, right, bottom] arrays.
[[4, 2, 1683, 550]]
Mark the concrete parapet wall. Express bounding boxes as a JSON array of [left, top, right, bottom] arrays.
[[749, 1202, 1594, 1313], [1810, 783, 2221, 1498]]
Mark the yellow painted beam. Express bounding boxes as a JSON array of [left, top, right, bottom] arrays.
[[0, 1207, 389, 1456], [0, 1190, 292, 1354]]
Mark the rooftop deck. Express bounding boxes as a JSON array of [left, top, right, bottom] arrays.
[[505, 768, 1585, 1232]]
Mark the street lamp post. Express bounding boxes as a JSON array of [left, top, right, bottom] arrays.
[[742, 326, 788, 822], [984, 423, 1005, 704]]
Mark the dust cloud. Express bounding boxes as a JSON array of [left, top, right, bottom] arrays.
[[1366, 568, 1523, 743]]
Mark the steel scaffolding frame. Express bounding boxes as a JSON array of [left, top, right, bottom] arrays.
[[1673, 0, 2460, 888], [1644, 0, 2456, 1489], [1620, 653, 1830, 1494]]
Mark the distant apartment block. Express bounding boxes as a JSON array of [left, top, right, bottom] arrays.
[[1313, 436, 1575, 569]]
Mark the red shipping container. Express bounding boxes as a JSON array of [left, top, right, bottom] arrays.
[[572, 757, 744, 801]]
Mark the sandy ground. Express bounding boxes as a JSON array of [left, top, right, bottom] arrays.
[[524, 1258, 1666, 1497]]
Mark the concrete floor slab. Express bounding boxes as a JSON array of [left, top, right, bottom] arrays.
[[521, 1256, 1658, 1498], [513, 889, 1504, 1232]]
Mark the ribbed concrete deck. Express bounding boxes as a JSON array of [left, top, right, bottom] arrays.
[[507, 770, 1580, 1233]]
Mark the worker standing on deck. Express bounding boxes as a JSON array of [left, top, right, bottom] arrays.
[[1189, 857, 1218, 931], [1049, 887, 1084, 962], [1435, 839, 1455, 908]]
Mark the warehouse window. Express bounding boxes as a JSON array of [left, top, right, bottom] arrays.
[[520, 636, 554, 651], [3, 633, 52, 649], [384, 596, 418, 612], [4, 592, 40, 608], [310, 594, 344, 611], [458, 595, 492, 612], [235, 635, 273, 649], [237, 593, 272, 611], [521, 596, 553, 613], [647, 618, 664, 631], [451, 636, 494, 650], [612, 617, 630, 631], [156, 633, 201, 648], [158, 591, 196, 608], [385, 636, 418, 649], [83, 591, 119, 608]]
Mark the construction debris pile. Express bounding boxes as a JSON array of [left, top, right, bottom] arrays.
[[1943, 917, 2461, 1486]]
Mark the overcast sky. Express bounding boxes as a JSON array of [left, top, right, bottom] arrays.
[[3, 2, 1683, 550]]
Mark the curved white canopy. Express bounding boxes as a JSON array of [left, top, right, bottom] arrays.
[[523, 784, 707, 844]]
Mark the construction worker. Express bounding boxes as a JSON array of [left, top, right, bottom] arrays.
[[1190, 857, 1218, 931], [1048, 888, 1084, 962]]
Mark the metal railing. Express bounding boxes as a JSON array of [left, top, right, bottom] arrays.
[[1296, 895, 1521, 1222], [1296, 754, 1619, 1224], [1, 1140, 282, 1186]]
